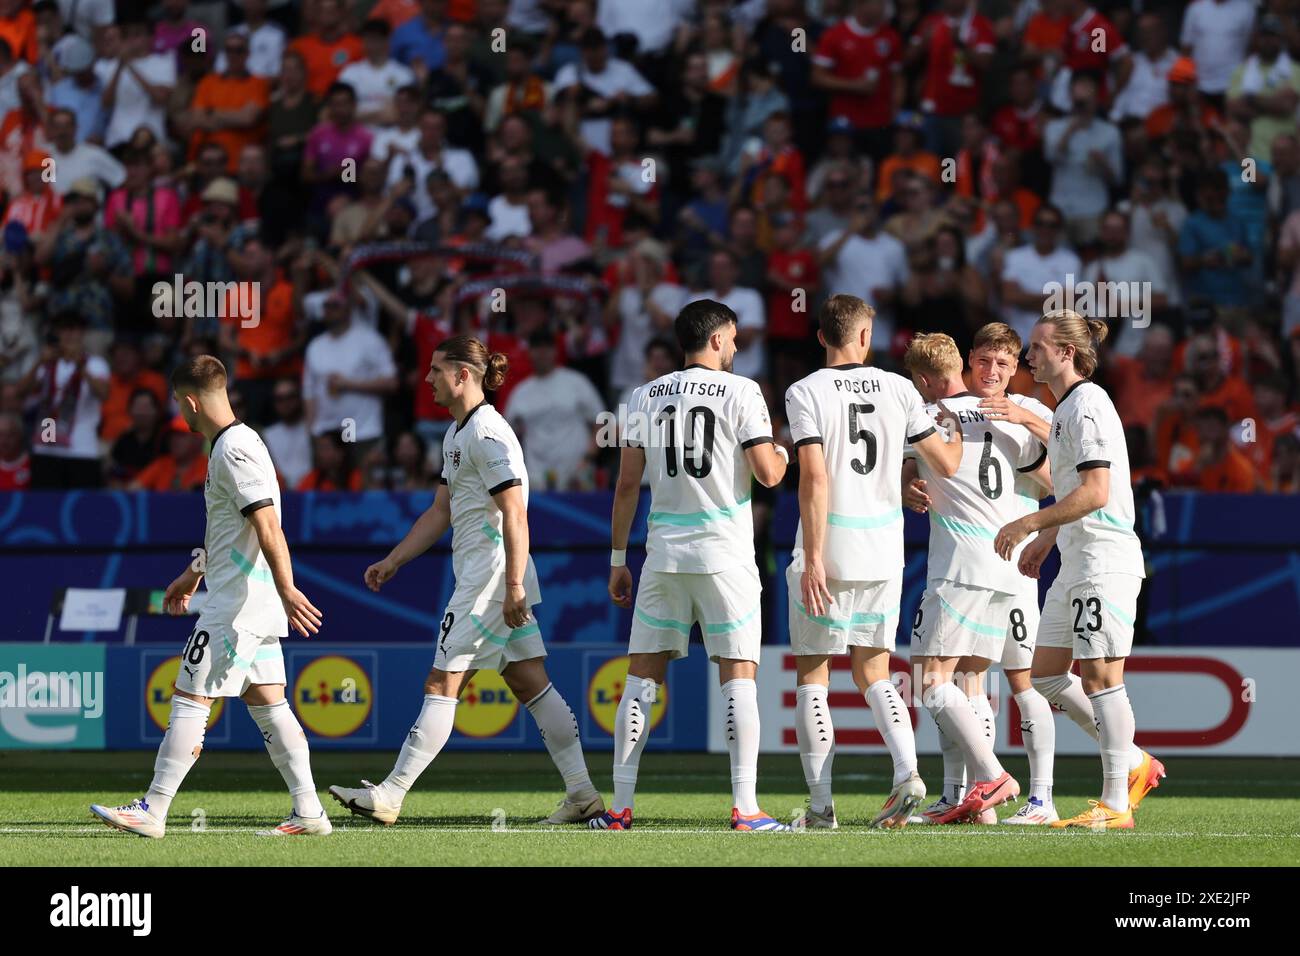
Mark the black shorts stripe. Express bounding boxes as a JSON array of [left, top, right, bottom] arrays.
[[1017, 447, 1048, 474], [240, 498, 274, 517], [793, 436, 823, 447], [488, 478, 523, 496], [906, 426, 937, 444], [1076, 460, 1110, 472]]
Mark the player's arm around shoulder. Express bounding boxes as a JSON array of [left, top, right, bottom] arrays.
[[246, 503, 322, 637], [609, 444, 646, 609], [912, 421, 962, 477]]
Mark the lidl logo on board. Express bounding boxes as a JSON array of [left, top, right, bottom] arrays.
[[453, 670, 518, 738], [588, 656, 667, 736], [146, 657, 224, 731], [294, 655, 372, 738]]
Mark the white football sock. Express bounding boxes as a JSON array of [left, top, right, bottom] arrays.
[[612, 675, 657, 813], [966, 691, 997, 786], [145, 695, 211, 821], [794, 683, 835, 812], [722, 678, 761, 815], [935, 721, 967, 802], [524, 683, 597, 800], [1015, 688, 1055, 803], [248, 699, 323, 817], [1035, 672, 1145, 769], [924, 682, 1002, 782], [866, 679, 917, 786], [1091, 684, 1136, 812], [379, 694, 457, 804]]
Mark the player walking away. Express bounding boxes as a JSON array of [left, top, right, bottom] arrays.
[[329, 336, 604, 826], [900, 332, 1050, 825], [91, 356, 329, 838], [894, 335, 1045, 822], [994, 311, 1165, 830], [784, 298, 962, 830], [593, 299, 789, 831]]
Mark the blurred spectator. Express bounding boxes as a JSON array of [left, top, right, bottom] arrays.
[[1193, 405, 1262, 491], [504, 329, 604, 490], [1235, 372, 1300, 475], [553, 27, 655, 157], [524, 187, 591, 274], [0, 408, 29, 489], [1178, 169, 1255, 310], [1226, 15, 1300, 164], [288, 0, 362, 96], [99, 338, 166, 444], [899, 224, 986, 344], [45, 106, 124, 195], [582, 113, 658, 251], [1270, 432, 1300, 492], [214, 0, 286, 80], [297, 429, 363, 490], [1185, 330, 1257, 422], [97, 17, 175, 150], [1081, 209, 1169, 354], [910, 0, 996, 157], [811, 0, 902, 165], [426, 20, 492, 153], [1154, 372, 1203, 483], [818, 191, 907, 351], [1107, 323, 1177, 432], [1043, 72, 1121, 247], [999, 203, 1080, 341], [1111, 14, 1177, 124], [608, 237, 686, 395], [19, 311, 109, 488], [1119, 154, 1187, 307], [385, 108, 478, 222], [340, 18, 416, 127], [183, 30, 271, 174], [688, 249, 766, 379], [47, 34, 105, 142], [108, 388, 164, 486], [646, 50, 724, 179], [875, 111, 939, 202], [391, 0, 448, 76], [1145, 57, 1219, 144], [222, 235, 302, 424], [1180, 0, 1257, 102], [302, 82, 373, 221], [262, 378, 313, 489]]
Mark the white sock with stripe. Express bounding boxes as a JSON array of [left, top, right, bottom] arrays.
[[721, 678, 761, 815], [1090, 684, 1136, 812], [379, 694, 457, 804], [1034, 672, 1145, 770], [924, 682, 1003, 782], [794, 683, 835, 813], [1014, 688, 1055, 803], [524, 683, 597, 801], [865, 679, 917, 786], [145, 695, 211, 821], [612, 676, 657, 813], [248, 699, 323, 817]]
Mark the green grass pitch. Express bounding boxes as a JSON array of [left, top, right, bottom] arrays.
[[2, 751, 1297, 866]]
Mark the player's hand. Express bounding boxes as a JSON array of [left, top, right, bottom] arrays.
[[934, 400, 960, 439], [1017, 532, 1055, 579], [503, 583, 530, 629], [977, 394, 1024, 425], [364, 558, 398, 592], [608, 565, 634, 608], [904, 477, 931, 513], [281, 586, 322, 637], [801, 559, 833, 619], [994, 517, 1033, 561], [163, 567, 203, 615]]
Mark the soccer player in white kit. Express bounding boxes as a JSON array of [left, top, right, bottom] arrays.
[[91, 356, 329, 838], [899, 332, 1052, 825], [783, 298, 964, 830], [593, 299, 790, 831], [994, 311, 1165, 829], [329, 336, 604, 826]]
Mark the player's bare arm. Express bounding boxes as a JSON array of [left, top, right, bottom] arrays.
[[901, 457, 930, 513], [163, 564, 203, 615], [744, 439, 788, 488], [1017, 525, 1058, 579], [796, 442, 833, 617], [608, 445, 645, 608], [978, 394, 1052, 444], [365, 483, 452, 591], [247, 504, 322, 637], [495, 484, 532, 629], [912, 427, 962, 477], [995, 466, 1109, 560]]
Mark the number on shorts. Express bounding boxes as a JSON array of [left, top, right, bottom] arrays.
[[439, 611, 455, 653], [979, 432, 1003, 499], [1010, 607, 1028, 642], [182, 629, 209, 666], [848, 403, 878, 475], [1071, 597, 1102, 635], [912, 606, 923, 637]]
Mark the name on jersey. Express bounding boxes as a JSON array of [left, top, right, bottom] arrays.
[[955, 409, 987, 424], [647, 380, 728, 398], [833, 378, 881, 395]]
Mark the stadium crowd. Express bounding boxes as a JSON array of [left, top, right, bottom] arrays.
[[0, 0, 1298, 497]]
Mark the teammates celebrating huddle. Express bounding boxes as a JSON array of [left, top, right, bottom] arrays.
[[91, 296, 1165, 839]]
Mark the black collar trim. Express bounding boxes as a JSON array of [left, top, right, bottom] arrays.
[[458, 400, 489, 429], [211, 420, 241, 448], [830, 362, 868, 371], [1058, 380, 1089, 406]]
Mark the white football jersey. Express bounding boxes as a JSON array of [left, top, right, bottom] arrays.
[[200, 422, 288, 637], [911, 394, 1046, 594], [627, 365, 772, 574], [1009, 393, 1054, 514], [786, 364, 936, 582], [1047, 381, 1145, 583], [441, 402, 542, 603]]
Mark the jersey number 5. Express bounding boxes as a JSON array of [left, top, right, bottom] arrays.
[[848, 403, 877, 475]]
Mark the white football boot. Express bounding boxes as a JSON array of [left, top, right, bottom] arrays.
[[328, 779, 402, 825], [1001, 796, 1059, 825], [542, 791, 606, 824], [90, 798, 165, 839], [257, 810, 334, 836], [870, 773, 927, 829], [909, 795, 960, 825], [793, 802, 839, 830]]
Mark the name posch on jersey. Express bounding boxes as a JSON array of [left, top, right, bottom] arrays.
[[832, 377, 882, 395]]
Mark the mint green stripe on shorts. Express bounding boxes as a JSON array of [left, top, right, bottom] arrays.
[[469, 615, 540, 647], [648, 493, 752, 527], [1101, 596, 1136, 627], [230, 548, 274, 584], [794, 601, 896, 630], [931, 512, 996, 539], [827, 508, 902, 530], [704, 606, 760, 634], [937, 595, 1004, 637], [634, 607, 692, 635]]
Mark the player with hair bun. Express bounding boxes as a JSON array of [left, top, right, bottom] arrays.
[[994, 311, 1165, 830], [330, 335, 605, 826]]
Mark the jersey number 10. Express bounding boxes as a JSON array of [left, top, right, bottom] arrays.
[[660, 404, 716, 478]]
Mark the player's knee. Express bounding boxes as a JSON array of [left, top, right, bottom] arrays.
[[173, 687, 213, 709]]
